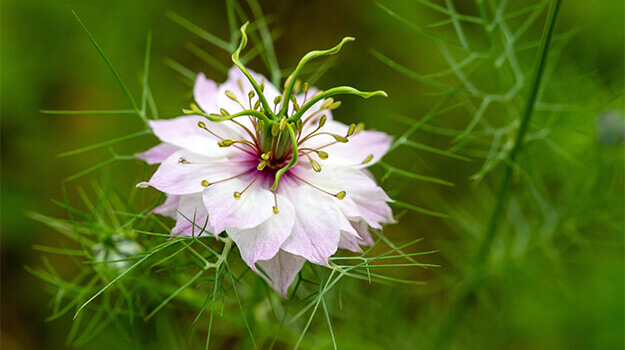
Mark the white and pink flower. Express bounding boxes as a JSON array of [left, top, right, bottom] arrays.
[[136, 31, 393, 296]]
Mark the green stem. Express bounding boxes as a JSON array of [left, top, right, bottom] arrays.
[[475, 0, 562, 265], [203, 109, 272, 125], [430, 0, 563, 348]]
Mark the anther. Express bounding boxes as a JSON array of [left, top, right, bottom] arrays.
[[321, 98, 334, 110], [225, 90, 238, 102], [303, 82, 309, 93], [220, 108, 230, 116], [328, 101, 342, 110], [279, 118, 287, 131], [293, 79, 302, 94], [354, 122, 365, 134], [260, 83, 265, 93], [319, 114, 327, 127], [218, 139, 235, 147], [178, 157, 189, 164], [332, 134, 348, 143], [248, 90, 255, 99], [272, 206, 280, 214], [198, 121, 207, 129], [201, 180, 210, 187], [233, 191, 242, 200], [271, 123, 280, 137], [296, 119, 303, 132], [254, 100, 261, 110], [362, 154, 374, 164], [310, 159, 322, 172], [274, 95, 282, 106], [318, 151, 329, 159], [336, 191, 346, 200], [261, 151, 272, 160], [347, 123, 356, 136], [257, 161, 267, 171]]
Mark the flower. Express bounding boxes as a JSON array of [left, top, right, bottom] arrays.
[[136, 26, 394, 296]]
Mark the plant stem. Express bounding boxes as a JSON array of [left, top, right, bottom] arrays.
[[431, 0, 563, 347]]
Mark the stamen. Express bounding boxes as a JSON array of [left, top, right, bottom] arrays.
[[225, 90, 247, 111], [290, 173, 346, 200], [362, 154, 374, 164], [256, 120, 265, 131], [272, 191, 279, 214], [354, 122, 365, 134], [273, 96, 282, 114], [178, 157, 189, 164], [300, 151, 322, 172], [201, 180, 210, 187], [347, 123, 356, 136], [234, 171, 263, 200], [220, 108, 230, 116]]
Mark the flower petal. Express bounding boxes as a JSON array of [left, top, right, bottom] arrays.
[[202, 173, 274, 233], [194, 73, 219, 113], [149, 150, 255, 195], [135, 143, 180, 165], [217, 66, 281, 116], [293, 166, 394, 229], [256, 250, 305, 297], [148, 115, 241, 158], [151, 195, 180, 219], [279, 179, 341, 266], [172, 194, 214, 237], [302, 119, 392, 168], [226, 193, 295, 271]]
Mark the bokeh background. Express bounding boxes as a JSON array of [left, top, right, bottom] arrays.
[[2, 0, 623, 349]]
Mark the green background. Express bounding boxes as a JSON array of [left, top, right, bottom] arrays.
[[2, 0, 623, 348]]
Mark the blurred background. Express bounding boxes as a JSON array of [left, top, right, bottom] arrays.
[[2, 0, 623, 348]]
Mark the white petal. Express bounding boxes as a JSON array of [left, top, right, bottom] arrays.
[[293, 166, 394, 229], [151, 195, 180, 219], [148, 115, 241, 158], [194, 73, 219, 113], [226, 194, 295, 270], [172, 194, 214, 237], [148, 150, 255, 195], [257, 250, 305, 297], [217, 66, 281, 129], [279, 179, 341, 266], [202, 173, 274, 233], [302, 119, 392, 168], [135, 143, 180, 165]]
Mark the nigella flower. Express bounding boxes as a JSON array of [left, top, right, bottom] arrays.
[[136, 24, 394, 296]]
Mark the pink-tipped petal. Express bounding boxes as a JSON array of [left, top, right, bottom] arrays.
[[135, 143, 180, 165], [226, 193, 295, 271], [202, 173, 275, 233], [148, 115, 241, 158], [151, 195, 180, 219], [279, 179, 341, 266], [172, 194, 214, 237], [194, 73, 219, 113], [256, 250, 306, 297], [217, 66, 281, 116], [149, 150, 255, 195]]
